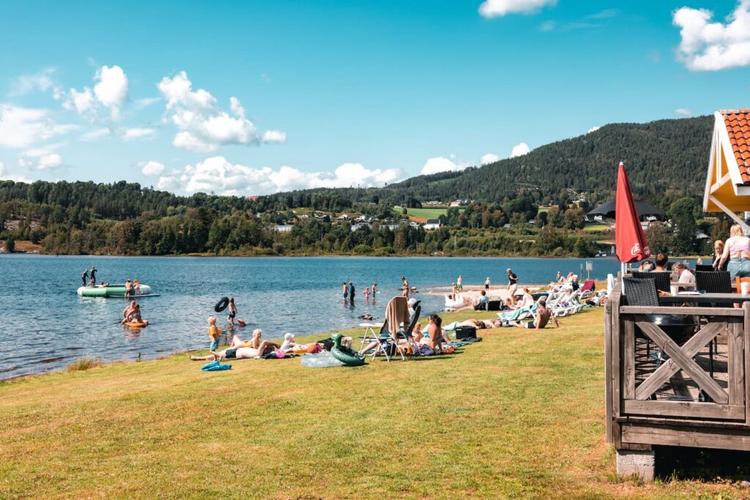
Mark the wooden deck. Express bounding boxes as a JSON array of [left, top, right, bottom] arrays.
[[605, 284, 750, 479]]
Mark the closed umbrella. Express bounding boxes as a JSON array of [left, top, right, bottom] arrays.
[[615, 162, 651, 279]]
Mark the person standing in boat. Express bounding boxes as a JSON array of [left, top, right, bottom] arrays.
[[81, 268, 89, 287], [90, 266, 97, 285]]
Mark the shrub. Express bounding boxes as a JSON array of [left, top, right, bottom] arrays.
[[67, 357, 103, 372]]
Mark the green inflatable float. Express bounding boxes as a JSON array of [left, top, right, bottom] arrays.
[[330, 334, 366, 366]]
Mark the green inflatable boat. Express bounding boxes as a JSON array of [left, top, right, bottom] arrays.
[[330, 334, 366, 366], [77, 284, 154, 298]]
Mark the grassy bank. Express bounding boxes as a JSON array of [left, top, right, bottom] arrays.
[[0, 308, 744, 498]]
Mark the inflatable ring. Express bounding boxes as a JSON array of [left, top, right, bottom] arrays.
[[215, 296, 230, 313], [330, 334, 366, 366], [125, 320, 148, 329]]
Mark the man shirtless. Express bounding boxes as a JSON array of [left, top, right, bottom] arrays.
[[516, 297, 559, 330]]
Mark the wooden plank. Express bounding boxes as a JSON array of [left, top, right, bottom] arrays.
[[604, 297, 613, 443], [611, 286, 622, 447], [636, 319, 728, 404], [623, 400, 745, 420], [616, 415, 750, 430], [623, 318, 635, 400], [621, 305, 744, 316], [729, 318, 744, 407], [622, 423, 750, 451], [633, 322, 723, 401]]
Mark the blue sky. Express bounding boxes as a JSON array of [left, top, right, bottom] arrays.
[[0, 0, 748, 195]]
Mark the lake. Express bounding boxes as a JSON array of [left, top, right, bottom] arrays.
[[0, 255, 622, 379]]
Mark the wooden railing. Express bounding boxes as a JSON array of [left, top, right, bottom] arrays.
[[605, 284, 750, 451]]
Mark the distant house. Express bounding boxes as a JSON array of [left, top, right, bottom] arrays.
[[423, 219, 441, 230], [350, 223, 371, 232], [273, 224, 294, 233]]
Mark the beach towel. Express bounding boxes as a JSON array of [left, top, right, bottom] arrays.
[[201, 360, 232, 371], [385, 296, 409, 337], [499, 303, 537, 322]]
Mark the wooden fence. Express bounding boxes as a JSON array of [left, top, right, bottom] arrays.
[[605, 284, 750, 477]]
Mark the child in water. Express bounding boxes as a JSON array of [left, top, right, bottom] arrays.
[[207, 316, 222, 351]]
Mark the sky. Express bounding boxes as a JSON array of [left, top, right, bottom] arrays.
[[0, 0, 749, 195]]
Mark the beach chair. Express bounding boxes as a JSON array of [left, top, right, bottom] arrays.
[[360, 296, 411, 362]]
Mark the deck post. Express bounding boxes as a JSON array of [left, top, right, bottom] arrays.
[[616, 449, 655, 482]]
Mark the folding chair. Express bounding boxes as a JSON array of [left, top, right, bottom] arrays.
[[359, 296, 410, 362]]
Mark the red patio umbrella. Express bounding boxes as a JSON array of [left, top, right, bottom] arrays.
[[615, 162, 650, 266]]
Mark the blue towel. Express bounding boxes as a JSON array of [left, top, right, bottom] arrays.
[[201, 360, 232, 371]]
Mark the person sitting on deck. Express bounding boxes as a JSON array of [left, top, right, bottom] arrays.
[[673, 262, 696, 290], [654, 253, 669, 272], [516, 297, 559, 330], [713, 240, 727, 271]]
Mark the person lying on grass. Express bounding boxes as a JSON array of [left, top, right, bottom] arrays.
[[515, 297, 559, 330], [191, 329, 272, 361]]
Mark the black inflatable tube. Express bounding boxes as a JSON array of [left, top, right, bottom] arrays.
[[215, 296, 230, 312]]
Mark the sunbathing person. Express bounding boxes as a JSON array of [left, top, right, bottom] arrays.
[[191, 330, 271, 361], [516, 297, 559, 330], [458, 318, 501, 329]]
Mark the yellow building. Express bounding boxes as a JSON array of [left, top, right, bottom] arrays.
[[704, 109, 750, 230]]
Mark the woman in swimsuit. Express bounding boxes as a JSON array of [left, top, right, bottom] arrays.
[[719, 224, 750, 281]]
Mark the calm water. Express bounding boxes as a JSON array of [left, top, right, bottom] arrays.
[[0, 255, 622, 379]]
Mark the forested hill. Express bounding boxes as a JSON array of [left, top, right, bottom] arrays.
[[263, 115, 713, 209], [395, 115, 712, 204]]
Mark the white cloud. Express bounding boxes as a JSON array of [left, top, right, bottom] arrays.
[[420, 156, 464, 175], [480, 153, 500, 165], [479, 0, 556, 18], [261, 130, 287, 143], [64, 65, 129, 119], [0, 104, 76, 148], [19, 149, 63, 170], [122, 127, 155, 140], [674, 108, 693, 117], [9, 68, 62, 98], [157, 156, 401, 195], [587, 126, 601, 134], [673, 1, 750, 71], [510, 142, 531, 158], [134, 97, 161, 109], [140, 160, 165, 176], [80, 127, 111, 141], [93, 65, 128, 117], [65, 87, 96, 115], [157, 71, 285, 152]]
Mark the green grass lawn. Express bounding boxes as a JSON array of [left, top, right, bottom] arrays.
[[583, 224, 612, 233], [0, 309, 745, 498], [395, 206, 450, 219]]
